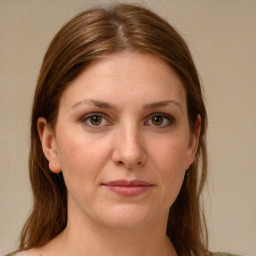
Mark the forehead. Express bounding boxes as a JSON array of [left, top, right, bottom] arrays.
[[60, 52, 186, 108]]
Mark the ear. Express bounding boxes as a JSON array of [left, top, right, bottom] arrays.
[[185, 115, 201, 168], [37, 117, 61, 173]]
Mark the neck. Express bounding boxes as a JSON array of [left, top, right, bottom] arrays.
[[54, 215, 177, 256], [48, 196, 178, 256]]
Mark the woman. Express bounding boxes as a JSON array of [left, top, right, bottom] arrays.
[[5, 3, 239, 256]]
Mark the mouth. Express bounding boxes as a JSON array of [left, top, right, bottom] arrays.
[[102, 180, 153, 196]]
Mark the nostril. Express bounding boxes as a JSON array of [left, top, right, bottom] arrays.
[[117, 160, 124, 166], [115, 159, 143, 168]]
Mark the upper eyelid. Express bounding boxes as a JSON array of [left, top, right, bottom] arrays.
[[146, 112, 175, 120], [81, 112, 107, 120], [80, 112, 111, 125]]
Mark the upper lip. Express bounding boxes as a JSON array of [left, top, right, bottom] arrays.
[[103, 180, 152, 186]]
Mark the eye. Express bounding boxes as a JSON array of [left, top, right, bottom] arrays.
[[82, 113, 109, 127], [146, 113, 175, 127]]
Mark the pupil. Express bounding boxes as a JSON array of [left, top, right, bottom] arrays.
[[152, 116, 163, 125], [91, 116, 101, 125]]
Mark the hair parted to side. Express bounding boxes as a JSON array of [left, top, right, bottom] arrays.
[[20, 4, 208, 256]]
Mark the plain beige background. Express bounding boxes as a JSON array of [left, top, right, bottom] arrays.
[[0, 0, 255, 255]]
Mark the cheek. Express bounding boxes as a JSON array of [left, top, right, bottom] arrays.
[[56, 130, 111, 183], [149, 138, 188, 202], [152, 137, 189, 173]]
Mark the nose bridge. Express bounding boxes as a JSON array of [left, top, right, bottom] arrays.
[[112, 118, 146, 168], [121, 121, 140, 152]]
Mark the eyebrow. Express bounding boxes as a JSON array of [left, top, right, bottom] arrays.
[[72, 99, 115, 109], [144, 100, 183, 112], [71, 99, 183, 112]]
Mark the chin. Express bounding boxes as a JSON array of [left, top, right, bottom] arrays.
[[98, 204, 155, 229]]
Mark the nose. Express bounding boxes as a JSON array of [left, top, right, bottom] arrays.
[[112, 123, 147, 169]]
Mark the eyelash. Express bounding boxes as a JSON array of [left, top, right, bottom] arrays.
[[81, 112, 175, 128], [145, 113, 175, 127], [81, 112, 110, 127]]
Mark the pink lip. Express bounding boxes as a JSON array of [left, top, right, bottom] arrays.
[[103, 180, 153, 196]]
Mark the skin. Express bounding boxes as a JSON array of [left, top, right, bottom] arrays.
[[23, 52, 200, 256]]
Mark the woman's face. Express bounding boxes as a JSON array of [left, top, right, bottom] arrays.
[[39, 52, 200, 230]]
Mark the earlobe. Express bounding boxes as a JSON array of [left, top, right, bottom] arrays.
[[37, 117, 61, 173]]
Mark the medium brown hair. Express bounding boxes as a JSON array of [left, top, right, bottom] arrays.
[[20, 4, 208, 256]]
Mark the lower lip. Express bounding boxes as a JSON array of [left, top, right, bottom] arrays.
[[104, 185, 151, 196]]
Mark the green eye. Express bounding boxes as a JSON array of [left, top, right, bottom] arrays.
[[151, 116, 164, 126]]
